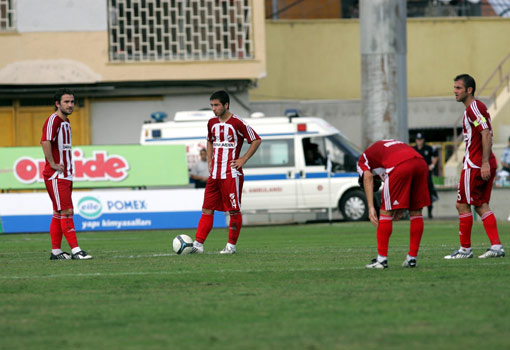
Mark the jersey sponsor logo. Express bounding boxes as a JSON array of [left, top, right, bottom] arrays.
[[213, 141, 235, 148]]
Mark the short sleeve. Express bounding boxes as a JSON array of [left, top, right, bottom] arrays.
[[468, 101, 490, 132], [206, 119, 213, 142], [357, 153, 371, 175], [237, 119, 260, 143], [41, 116, 58, 142]]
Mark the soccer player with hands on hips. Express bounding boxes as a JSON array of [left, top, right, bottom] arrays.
[[190, 91, 261, 254], [444, 74, 505, 259], [41, 89, 92, 260], [357, 140, 430, 269]]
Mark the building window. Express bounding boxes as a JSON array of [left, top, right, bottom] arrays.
[[108, 0, 254, 62], [0, 0, 16, 31]]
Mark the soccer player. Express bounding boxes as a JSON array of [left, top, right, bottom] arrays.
[[190, 91, 261, 254], [445, 74, 505, 259], [357, 140, 430, 269], [41, 88, 92, 260]]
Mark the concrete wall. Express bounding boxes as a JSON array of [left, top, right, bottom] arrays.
[[251, 17, 510, 101], [250, 97, 466, 148]]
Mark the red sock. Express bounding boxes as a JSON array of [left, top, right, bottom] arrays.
[[195, 213, 214, 244], [60, 214, 79, 249], [50, 214, 63, 249], [409, 215, 424, 257], [377, 215, 393, 257], [481, 211, 501, 245], [228, 212, 242, 245], [458, 213, 473, 248]]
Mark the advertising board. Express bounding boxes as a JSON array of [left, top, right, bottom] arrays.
[[0, 189, 226, 233], [0, 145, 188, 190]]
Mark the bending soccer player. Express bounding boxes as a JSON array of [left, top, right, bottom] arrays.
[[357, 140, 430, 269], [445, 74, 505, 259], [190, 91, 261, 254]]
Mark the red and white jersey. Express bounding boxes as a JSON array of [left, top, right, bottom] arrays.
[[41, 113, 73, 181], [462, 99, 497, 169], [357, 140, 423, 177], [207, 114, 260, 179]]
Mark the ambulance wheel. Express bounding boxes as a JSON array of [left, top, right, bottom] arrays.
[[339, 189, 368, 221]]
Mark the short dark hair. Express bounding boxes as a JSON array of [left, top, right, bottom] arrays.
[[454, 74, 476, 96], [210, 90, 230, 106], [54, 88, 75, 111]]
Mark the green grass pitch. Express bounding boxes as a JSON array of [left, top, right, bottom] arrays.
[[1, 221, 509, 350]]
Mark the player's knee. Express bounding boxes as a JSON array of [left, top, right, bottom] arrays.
[[60, 209, 74, 217], [202, 209, 214, 215], [455, 202, 469, 213], [474, 204, 489, 216]]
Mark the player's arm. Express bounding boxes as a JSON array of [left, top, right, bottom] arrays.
[[41, 140, 64, 173], [231, 139, 262, 169], [206, 140, 213, 173], [480, 129, 492, 180], [362, 170, 379, 227]]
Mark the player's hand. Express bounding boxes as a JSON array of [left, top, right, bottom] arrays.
[[428, 164, 434, 171], [369, 207, 378, 227], [481, 162, 491, 181], [51, 163, 64, 173], [231, 158, 246, 169]]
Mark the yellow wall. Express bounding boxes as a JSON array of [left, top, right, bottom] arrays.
[[251, 17, 510, 100]]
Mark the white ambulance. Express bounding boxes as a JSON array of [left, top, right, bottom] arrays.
[[140, 110, 370, 221]]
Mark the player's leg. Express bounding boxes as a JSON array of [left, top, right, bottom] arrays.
[[192, 178, 219, 253], [367, 162, 414, 269], [404, 210, 423, 268], [50, 211, 69, 260], [472, 171, 504, 258], [404, 158, 430, 267], [365, 209, 392, 269], [57, 179, 92, 260], [220, 176, 243, 254], [45, 179, 70, 260], [445, 168, 474, 259], [192, 208, 214, 254]]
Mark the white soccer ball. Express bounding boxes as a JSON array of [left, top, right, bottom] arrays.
[[172, 234, 194, 255]]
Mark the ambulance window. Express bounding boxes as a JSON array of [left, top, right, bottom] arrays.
[[324, 135, 361, 172], [242, 139, 295, 168], [302, 137, 326, 166], [303, 135, 360, 172]]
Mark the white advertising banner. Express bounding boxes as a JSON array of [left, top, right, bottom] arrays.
[[0, 189, 226, 233]]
